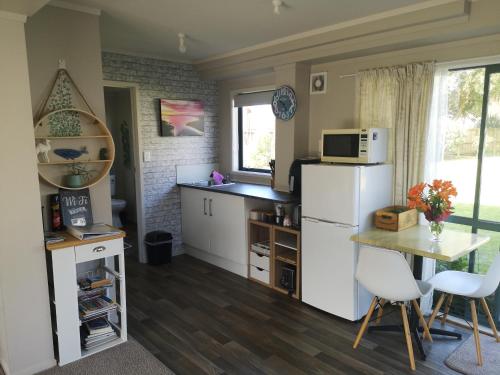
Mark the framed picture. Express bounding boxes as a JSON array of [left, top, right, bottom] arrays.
[[310, 72, 327, 95], [159, 99, 204, 136]]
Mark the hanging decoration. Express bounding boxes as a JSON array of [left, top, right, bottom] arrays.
[[33, 63, 115, 190], [46, 71, 81, 136]]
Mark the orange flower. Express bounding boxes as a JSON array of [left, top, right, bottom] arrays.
[[432, 179, 443, 190], [407, 180, 457, 219], [407, 182, 425, 198]]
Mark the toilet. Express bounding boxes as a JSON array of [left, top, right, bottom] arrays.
[[110, 174, 127, 228]]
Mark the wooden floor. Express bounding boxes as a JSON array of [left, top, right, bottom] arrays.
[[126, 254, 469, 375]]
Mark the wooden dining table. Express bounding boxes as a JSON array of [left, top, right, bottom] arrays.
[[351, 225, 490, 360]]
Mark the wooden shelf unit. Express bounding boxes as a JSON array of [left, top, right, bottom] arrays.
[[34, 108, 115, 190], [35, 135, 110, 140], [248, 219, 301, 299], [38, 160, 113, 165]]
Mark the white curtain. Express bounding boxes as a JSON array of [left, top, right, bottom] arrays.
[[419, 65, 451, 313], [358, 62, 436, 206], [358, 62, 436, 309]]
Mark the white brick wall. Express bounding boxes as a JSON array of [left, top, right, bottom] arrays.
[[102, 52, 218, 255]]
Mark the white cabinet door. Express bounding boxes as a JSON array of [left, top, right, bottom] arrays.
[[180, 188, 210, 251], [208, 192, 246, 264], [301, 217, 359, 321]]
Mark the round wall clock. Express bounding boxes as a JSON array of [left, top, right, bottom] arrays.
[[272, 85, 297, 121]]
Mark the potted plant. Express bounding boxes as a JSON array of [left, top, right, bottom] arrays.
[[407, 179, 457, 241], [64, 163, 94, 188]]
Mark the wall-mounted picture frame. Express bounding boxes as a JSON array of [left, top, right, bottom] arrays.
[[310, 72, 327, 95], [159, 99, 204, 136]]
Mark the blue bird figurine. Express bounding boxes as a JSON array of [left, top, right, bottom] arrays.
[[54, 146, 88, 160]]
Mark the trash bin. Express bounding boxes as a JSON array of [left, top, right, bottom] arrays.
[[144, 231, 173, 265]]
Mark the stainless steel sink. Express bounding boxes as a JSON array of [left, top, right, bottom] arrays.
[[187, 180, 235, 188], [209, 182, 236, 188]]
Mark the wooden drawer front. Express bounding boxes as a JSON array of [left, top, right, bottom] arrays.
[[250, 265, 270, 285], [75, 238, 123, 263], [250, 252, 270, 271]]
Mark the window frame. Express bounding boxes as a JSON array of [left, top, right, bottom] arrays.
[[445, 64, 500, 269], [439, 63, 500, 325], [237, 106, 274, 174]]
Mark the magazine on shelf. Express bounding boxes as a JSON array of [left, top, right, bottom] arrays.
[[67, 223, 121, 240], [80, 326, 118, 349], [85, 317, 114, 335], [79, 295, 117, 320], [83, 334, 118, 349]]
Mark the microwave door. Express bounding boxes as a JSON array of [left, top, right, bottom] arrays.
[[323, 134, 359, 158]]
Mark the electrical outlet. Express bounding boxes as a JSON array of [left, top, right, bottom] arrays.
[[143, 151, 151, 162]]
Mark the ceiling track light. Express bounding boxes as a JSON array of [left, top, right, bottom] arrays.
[[178, 33, 187, 54], [272, 0, 282, 15]]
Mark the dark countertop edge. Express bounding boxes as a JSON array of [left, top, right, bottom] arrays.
[[177, 182, 299, 204]]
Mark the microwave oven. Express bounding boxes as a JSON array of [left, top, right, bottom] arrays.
[[321, 128, 388, 164]]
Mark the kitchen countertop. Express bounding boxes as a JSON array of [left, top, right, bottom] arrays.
[[351, 225, 490, 262], [178, 182, 299, 203]]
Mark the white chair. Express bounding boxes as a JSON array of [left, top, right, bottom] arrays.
[[353, 247, 433, 371], [427, 253, 500, 366]]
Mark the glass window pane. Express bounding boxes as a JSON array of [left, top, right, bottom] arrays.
[[475, 228, 500, 274], [479, 72, 500, 222], [434, 223, 472, 320], [476, 229, 500, 325], [241, 105, 275, 171], [440, 68, 485, 219], [436, 223, 472, 273]]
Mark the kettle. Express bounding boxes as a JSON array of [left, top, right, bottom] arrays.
[[292, 204, 301, 227]]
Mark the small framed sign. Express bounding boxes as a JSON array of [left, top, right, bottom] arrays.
[[59, 188, 93, 227], [310, 72, 327, 95]]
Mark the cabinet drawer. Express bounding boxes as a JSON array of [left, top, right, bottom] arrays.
[[75, 239, 123, 263], [250, 251, 270, 271], [250, 265, 270, 285]]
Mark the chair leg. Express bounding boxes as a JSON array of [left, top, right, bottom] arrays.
[[412, 300, 433, 343], [470, 299, 483, 366], [353, 297, 378, 349], [401, 304, 416, 371], [480, 297, 500, 343], [376, 298, 386, 325], [441, 294, 454, 325], [427, 293, 446, 332]]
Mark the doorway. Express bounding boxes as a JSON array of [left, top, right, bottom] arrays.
[[103, 83, 146, 262]]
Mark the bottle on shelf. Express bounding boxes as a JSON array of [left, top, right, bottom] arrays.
[[50, 194, 62, 231]]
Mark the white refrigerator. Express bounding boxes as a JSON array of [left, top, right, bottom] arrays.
[[301, 164, 393, 321]]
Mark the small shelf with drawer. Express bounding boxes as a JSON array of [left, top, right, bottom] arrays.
[[45, 231, 127, 366], [248, 220, 272, 286], [248, 220, 301, 299]]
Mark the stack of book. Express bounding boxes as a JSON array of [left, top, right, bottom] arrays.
[[81, 317, 118, 349], [79, 295, 117, 322]]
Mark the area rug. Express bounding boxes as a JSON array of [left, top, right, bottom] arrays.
[[445, 335, 500, 375], [37, 338, 174, 375]]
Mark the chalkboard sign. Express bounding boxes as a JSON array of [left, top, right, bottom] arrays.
[[59, 188, 93, 227]]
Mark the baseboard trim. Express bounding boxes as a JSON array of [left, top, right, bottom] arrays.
[[184, 245, 247, 278]]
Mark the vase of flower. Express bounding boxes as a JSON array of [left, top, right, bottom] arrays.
[[407, 179, 457, 242], [428, 220, 445, 241]]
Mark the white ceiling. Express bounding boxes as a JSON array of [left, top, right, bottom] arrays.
[[57, 0, 429, 62], [0, 0, 50, 16]]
